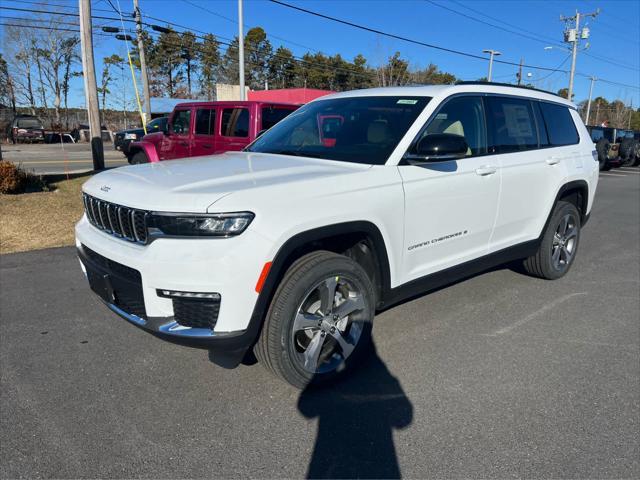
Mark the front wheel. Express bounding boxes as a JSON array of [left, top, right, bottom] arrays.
[[254, 251, 376, 389], [523, 201, 581, 280], [129, 151, 149, 165]]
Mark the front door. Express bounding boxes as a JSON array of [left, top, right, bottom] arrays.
[[399, 95, 501, 282], [159, 108, 192, 160]]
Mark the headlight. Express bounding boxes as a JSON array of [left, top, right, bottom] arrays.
[[124, 133, 138, 140], [148, 212, 255, 237]]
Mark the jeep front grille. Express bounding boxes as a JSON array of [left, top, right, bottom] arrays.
[[83, 193, 148, 243]]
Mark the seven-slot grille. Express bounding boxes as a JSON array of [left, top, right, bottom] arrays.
[[83, 193, 148, 243]]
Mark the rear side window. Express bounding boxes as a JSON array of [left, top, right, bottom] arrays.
[[261, 107, 294, 131], [195, 109, 216, 135], [485, 96, 538, 153], [539, 102, 579, 146], [589, 128, 604, 142], [221, 108, 249, 137]]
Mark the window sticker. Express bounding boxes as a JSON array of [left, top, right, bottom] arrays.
[[503, 104, 534, 138], [397, 99, 418, 104], [435, 113, 448, 120]]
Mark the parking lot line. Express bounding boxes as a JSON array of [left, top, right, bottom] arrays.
[[618, 168, 640, 174], [600, 173, 627, 177]]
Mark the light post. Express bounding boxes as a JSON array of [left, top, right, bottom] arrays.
[[482, 49, 501, 82]]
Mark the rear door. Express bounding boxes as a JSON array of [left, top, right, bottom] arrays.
[[159, 108, 192, 160], [218, 105, 251, 152], [489, 98, 578, 251], [192, 107, 217, 157]]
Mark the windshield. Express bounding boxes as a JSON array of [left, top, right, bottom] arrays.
[[246, 96, 431, 165], [17, 118, 42, 128], [147, 117, 167, 131]]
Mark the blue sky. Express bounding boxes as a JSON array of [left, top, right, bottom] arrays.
[[3, 0, 640, 108]]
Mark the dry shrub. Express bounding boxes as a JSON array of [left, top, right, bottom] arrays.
[[0, 161, 25, 194], [0, 161, 48, 194]]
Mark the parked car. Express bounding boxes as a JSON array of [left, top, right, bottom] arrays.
[[77, 83, 598, 388], [114, 117, 168, 156], [586, 125, 621, 170], [126, 101, 299, 164], [7, 115, 45, 144]]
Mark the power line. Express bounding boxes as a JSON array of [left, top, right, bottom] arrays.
[[180, 0, 320, 54], [267, 0, 571, 73], [427, 0, 638, 72]]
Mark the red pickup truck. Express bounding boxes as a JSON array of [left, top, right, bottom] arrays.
[[127, 101, 299, 163]]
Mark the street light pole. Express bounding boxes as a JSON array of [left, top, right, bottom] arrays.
[[482, 49, 501, 82], [238, 0, 246, 100], [584, 76, 596, 124]]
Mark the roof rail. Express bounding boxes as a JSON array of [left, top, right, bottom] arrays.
[[454, 81, 562, 98]]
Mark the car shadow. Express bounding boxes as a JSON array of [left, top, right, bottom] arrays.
[[298, 343, 413, 479]]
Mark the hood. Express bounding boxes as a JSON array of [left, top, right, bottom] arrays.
[[82, 151, 371, 213], [116, 127, 145, 135]]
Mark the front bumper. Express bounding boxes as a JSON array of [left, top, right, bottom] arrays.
[[75, 215, 275, 364]]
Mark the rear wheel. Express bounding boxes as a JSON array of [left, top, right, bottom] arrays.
[[130, 151, 149, 165], [619, 139, 637, 167], [254, 251, 375, 389], [523, 201, 581, 280]]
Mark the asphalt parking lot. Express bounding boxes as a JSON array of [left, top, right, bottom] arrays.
[[2, 143, 127, 175], [1, 170, 639, 478]]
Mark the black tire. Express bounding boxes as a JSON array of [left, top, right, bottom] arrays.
[[130, 151, 149, 164], [254, 250, 376, 389], [595, 138, 610, 171], [523, 201, 581, 280], [619, 139, 637, 167]]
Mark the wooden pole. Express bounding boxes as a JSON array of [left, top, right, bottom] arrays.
[[79, 0, 104, 170], [133, 0, 151, 121]]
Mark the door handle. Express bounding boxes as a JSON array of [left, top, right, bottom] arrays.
[[475, 165, 497, 176], [179, 141, 188, 147], [202, 144, 212, 149], [546, 156, 561, 165]]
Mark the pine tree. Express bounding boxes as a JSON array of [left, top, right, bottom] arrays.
[[199, 34, 220, 100]]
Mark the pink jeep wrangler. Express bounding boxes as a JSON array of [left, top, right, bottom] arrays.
[[127, 101, 299, 163]]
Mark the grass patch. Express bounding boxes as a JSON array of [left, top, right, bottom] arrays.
[[0, 172, 91, 254]]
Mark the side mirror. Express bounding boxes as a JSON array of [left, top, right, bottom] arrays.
[[405, 133, 468, 163]]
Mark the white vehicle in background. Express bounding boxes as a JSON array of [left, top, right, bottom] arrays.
[[76, 83, 599, 388]]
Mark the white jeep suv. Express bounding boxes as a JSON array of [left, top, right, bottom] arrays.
[[76, 83, 599, 388]]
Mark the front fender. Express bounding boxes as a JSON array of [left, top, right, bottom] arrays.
[[129, 140, 160, 162]]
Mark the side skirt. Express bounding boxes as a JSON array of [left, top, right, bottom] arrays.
[[380, 239, 540, 309]]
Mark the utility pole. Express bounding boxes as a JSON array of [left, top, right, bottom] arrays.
[[133, 0, 151, 122], [584, 76, 596, 124], [561, 9, 599, 102], [79, 0, 104, 170], [482, 49, 501, 82], [238, 0, 246, 100], [516, 57, 524, 85]]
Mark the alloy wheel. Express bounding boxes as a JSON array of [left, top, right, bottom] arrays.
[[552, 213, 578, 271], [291, 275, 367, 374]]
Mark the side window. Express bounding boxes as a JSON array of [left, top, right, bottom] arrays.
[[171, 109, 191, 135], [261, 107, 294, 131], [532, 101, 550, 147], [195, 108, 216, 135], [539, 102, 579, 146], [485, 96, 538, 153], [221, 108, 249, 137], [419, 96, 487, 156]]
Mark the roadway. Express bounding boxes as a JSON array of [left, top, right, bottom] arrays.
[[1, 143, 128, 174]]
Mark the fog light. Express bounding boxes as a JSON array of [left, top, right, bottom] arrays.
[[157, 289, 221, 300]]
